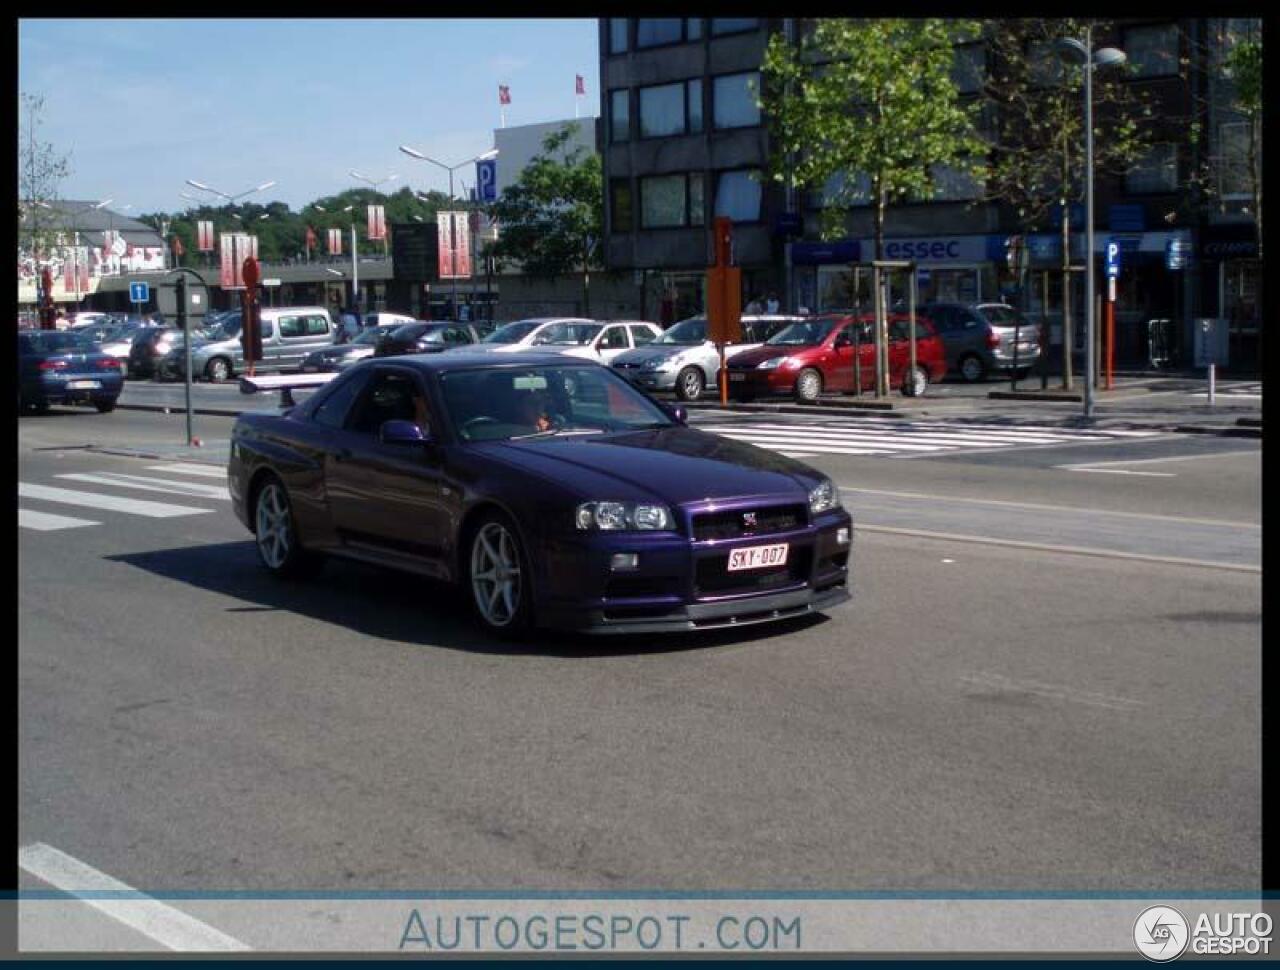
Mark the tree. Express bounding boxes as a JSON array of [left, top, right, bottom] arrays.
[[18, 92, 71, 277], [488, 123, 603, 315], [1225, 33, 1262, 257]]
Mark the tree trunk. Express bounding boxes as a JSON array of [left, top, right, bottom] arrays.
[[582, 251, 591, 318]]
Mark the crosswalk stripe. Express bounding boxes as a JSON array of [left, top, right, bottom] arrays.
[[719, 422, 1075, 445], [18, 509, 100, 531], [18, 483, 213, 518], [57, 472, 230, 500], [712, 429, 944, 452], [750, 416, 1164, 438], [147, 463, 227, 479]]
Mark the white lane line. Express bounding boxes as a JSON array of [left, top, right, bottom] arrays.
[[732, 421, 1078, 445], [1064, 468, 1176, 477], [19, 509, 100, 531], [18, 483, 213, 518], [17, 843, 251, 952], [780, 452, 820, 458], [773, 416, 1165, 437], [1061, 449, 1259, 469], [839, 485, 1260, 530], [855, 523, 1260, 573], [959, 672, 1144, 711], [147, 463, 227, 479], [57, 472, 230, 500]]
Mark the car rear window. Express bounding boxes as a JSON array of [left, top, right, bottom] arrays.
[[980, 305, 1025, 326]]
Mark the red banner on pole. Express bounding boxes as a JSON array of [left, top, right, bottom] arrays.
[[305, 225, 317, 251], [498, 84, 511, 105], [437, 211, 472, 279], [367, 205, 386, 241], [328, 228, 342, 256], [197, 220, 214, 252], [575, 74, 585, 96]]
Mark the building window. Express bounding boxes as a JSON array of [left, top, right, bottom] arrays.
[[611, 180, 633, 232], [608, 18, 628, 54], [640, 174, 704, 228], [712, 71, 761, 129], [953, 43, 986, 94], [714, 169, 762, 222], [929, 162, 982, 201], [636, 18, 684, 48], [686, 18, 703, 41], [1217, 121, 1252, 201], [638, 80, 702, 138], [1125, 143, 1178, 193], [1124, 23, 1180, 78], [711, 18, 760, 36], [806, 170, 872, 209], [610, 89, 630, 142]]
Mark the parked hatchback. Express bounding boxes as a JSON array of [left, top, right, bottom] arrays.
[[183, 307, 336, 381], [127, 327, 183, 379], [373, 321, 482, 357], [726, 314, 947, 402], [920, 302, 1041, 382]]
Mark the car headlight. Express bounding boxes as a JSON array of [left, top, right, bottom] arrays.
[[808, 479, 840, 514], [575, 501, 674, 531], [758, 356, 793, 370], [640, 357, 671, 371]]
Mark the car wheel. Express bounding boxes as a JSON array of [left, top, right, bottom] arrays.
[[794, 368, 823, 403], [94, 398, 117, 413], [205, 357, 232, 382], [958, 354, 986, 383], [901, 365, 929, 398], [253, 476, 321, 579], [675, 365, 705, 402], [466, 512, 533, 637]]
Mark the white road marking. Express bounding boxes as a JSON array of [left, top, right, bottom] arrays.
[[18, 483, 212, 518], [18, 509, 100, 532], [1064, 468, 1176, 477], [779, 452, 820, 458], [148, 463, 227, 479], [17, 843, 251, 952], [1060, 450, 1258, 469], [57, 472, 230, 500], [731, 421, 1078, 444]]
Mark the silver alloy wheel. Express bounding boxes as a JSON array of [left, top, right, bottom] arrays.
[[904, 365, 928, 397], [207, 357, 230, 382], [470, 522, 522, 628], [255, 482, 291, 570], [796, 369, 822, 401], [960, 355, 984, 382], [678, 366, 704, 401]]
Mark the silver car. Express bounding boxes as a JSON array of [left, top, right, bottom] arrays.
[[180, 306, 336, 381], [920, 302, 1042, 382], [459, 317, 598, 354], [300, 324, 402, 372], [610, 315, 803, 401]]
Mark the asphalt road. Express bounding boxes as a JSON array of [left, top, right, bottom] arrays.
[[18, 406, 1261, 906]]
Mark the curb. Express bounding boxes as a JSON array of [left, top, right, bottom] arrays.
[[115, 402, 253, 418], [86, 445, 226, 465]]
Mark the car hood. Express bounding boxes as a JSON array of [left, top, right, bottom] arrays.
[[727, 345, 815, 367], [469, 426, 819, 508], [311, 345, 369, 360]]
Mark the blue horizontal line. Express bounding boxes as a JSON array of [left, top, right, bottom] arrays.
[[8, 890, 1273, 901]]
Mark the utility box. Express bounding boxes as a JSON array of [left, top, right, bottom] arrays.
[[1193, 318, 1229, 368]]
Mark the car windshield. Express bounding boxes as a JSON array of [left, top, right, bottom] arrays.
[[440, 364, 674, 442], [203, 317, 241, 341], [482, 320, 541, 344], [653, 318, 707, 345], [980, 305, 1026, 326], [766, 318, 840, 346], [417, 325, 447, 344], [21, 332, 96, 354], [353, 327, 390, 346], [533, 323, 602, 346]]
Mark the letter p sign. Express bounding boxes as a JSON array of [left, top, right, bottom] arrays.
[[1105, 240, 1121, 279]]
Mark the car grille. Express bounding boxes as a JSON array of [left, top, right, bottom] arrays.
[[691, 503, 807, 542], [613, 361, 640, 370], [694, 547, 813, 596]]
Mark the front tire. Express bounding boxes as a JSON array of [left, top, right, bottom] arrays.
[[466, 512, 533, 637], [675, 365, 706, 402], [94, 398, 117, 413], [205, 357, 232, 382], [901, 365, 928, 398], [253, 475, 321, 578], [794, 368, 823, 403]]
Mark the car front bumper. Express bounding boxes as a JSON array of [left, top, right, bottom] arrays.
[[725, 368, 796, 397], [613, 367, 679, 391]]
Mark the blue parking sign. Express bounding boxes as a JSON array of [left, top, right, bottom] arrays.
[[1105, 239, 1121, 280], [129, 281, 150, 303], [476, 159, 497, 203]]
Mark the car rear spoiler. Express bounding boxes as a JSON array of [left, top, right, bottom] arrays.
[[239, 372, 337, 407]]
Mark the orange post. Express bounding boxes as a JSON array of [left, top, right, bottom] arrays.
[[706, 218, 741, 405], [1105, 295, 1114, 390]]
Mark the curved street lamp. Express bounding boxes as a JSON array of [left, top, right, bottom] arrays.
[[1056, 28, 1127, 420]]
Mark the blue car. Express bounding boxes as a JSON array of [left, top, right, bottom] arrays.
[[229, 353, 852, 637], [18, 330, 125, 413]]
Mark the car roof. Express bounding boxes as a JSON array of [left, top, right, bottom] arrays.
[[354, 349, 602, 373]]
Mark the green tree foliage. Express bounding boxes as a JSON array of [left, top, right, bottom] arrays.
[[760, 19, 985, 259], [488, 123, 603, 314], [18, 92, 72, 269], [1225, 32, 1262, 255]]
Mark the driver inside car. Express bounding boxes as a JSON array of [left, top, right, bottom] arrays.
[[514, 389, 558, 432]]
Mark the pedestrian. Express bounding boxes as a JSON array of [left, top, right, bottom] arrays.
[[765, 291, 780, 314], [745, 295, 764, 314]]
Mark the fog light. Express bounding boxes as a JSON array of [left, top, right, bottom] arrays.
[[610, 553, 639, 571], [836, 527, 850, 545]]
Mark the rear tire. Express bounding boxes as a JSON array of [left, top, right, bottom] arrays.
[[901, 365, 928, 398], [675, 365, 706, 402], [794, 368, 823, 403], [94, 398, 117, 413], [252, 475, 322, 579], [959, 354, 986, 383]]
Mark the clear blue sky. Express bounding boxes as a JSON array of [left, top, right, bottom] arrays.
[[19, 18, 600, 214]]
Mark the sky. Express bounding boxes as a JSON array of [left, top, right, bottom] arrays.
[[18, 18, 600, 215]]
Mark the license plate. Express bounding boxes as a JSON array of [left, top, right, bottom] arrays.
[[727, 543, 789, 572], [729, 372, 745, 382], [66, 380, 101, 389]]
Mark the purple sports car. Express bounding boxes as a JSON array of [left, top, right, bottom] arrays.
[[229, 352, 851, 636]]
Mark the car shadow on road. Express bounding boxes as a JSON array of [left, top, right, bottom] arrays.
[[107, 541, 829, 659]]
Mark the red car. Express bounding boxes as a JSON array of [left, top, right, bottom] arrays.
[[725, 313, 947, 403]]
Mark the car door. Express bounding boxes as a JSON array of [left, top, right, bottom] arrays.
[[593, 325, 632, 363], [827, 325, 858, 392], [322, 366, 451, 577]]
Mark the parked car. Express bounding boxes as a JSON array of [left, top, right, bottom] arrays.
[[467, 317, 598, 354], [96, 321, 159, 360], [18, 330, 125, 412], [127, 327, 184, 379], [919, 302, 1041, 382], [182, 307, 336, 381], [725, 313, 947, 403], [354, 311, 416, 334], [229, 353, 851, 636], [373, 321, 481, 357], [301, 324, 403, 372], [67, 311, 114, 329], [531, 320, 662, 364], [610, 314, 802, 401]]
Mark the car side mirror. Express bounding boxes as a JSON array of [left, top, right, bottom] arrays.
[[668, 405, 688, 425], [379, 419, 431, 445]]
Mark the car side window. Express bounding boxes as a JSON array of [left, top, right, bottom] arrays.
[[629, 325, 656, 346], [445, 327, 472, 345], [259, 319, 275, 339], [834, 329, 854, 348], [311, 371, 370, 429], [599, 326, 629, 349], [307, 315, 330, 336], [279, 315, 304, 338], [347, 371, 429, 436]]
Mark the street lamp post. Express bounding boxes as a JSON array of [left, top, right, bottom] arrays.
[[1057, 27, 1126, 420], [186, 179, 275, 287], [399, 145, 498, 320], [316, 204, 359, 315]]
